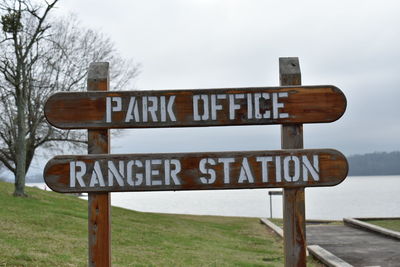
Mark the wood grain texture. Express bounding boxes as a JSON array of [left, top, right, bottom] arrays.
[[280, 57, 307, 267], [44, 85, 346, 129], [87, 62, 111, 267], [43, 149, 348, 193], [88, 192, 110, 267]]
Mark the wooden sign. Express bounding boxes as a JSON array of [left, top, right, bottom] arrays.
[[44, 85, 346, 129], [43, 149, 348, 193]]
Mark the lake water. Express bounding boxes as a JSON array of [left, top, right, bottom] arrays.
[[28, 175, 400, 220]]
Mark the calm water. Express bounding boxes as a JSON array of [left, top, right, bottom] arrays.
[[29, 175, 400, 220]]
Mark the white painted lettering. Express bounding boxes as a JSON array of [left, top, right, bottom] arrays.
[[254, 93, 262, 119], [211, 94, 226, 120], [218, 157, 235, 184], [127, 160, 143, 186], [275, 156, 282, 182], [302, 155, 319, 181], [142, 96, 148, 122], [283, 156, 300, 182], [166, 95, 176, 121], [278, 92, 289, 118], [160, 96, 166, 122], [229, 94, 244, 120], [272, 92, 289, 119], [107, 161, 125, 186], [193, 95, 209, 121], [147, 96, 158, 122], [106, 97, 122, 123], [256, 156, 273, 182], [199, 158, 216, 184], [238, 158, 254, 183], [70, 161, 86, 187], [247, 93, 253, 119], [193, 95, 201, 121], [164, 159, 181, 185], [145, 159, 162, 186], [89, 161, 105, 187], [125, 97, 140, 122], [261, 93, 271, 118], [254, 93, 271, 119]]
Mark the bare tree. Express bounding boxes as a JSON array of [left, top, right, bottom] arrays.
[[0, 0, 140, 196]]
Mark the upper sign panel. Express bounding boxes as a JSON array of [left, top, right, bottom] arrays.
[[45, 85, 346, 129]]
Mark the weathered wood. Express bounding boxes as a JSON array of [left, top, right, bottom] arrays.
[[43, 149, 348, 193], [88, 192, 110, 267], [283, 188, 306, 265], [87, 62, 111, 267], [44, 85, 346, 129], [280, 57, 307, 267]]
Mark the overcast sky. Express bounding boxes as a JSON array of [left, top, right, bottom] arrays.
[[34, 0, 400, 171]]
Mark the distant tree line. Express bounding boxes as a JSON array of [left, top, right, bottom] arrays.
[[347, 151, 400, 176]]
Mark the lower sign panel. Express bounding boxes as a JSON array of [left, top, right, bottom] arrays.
[[44, 149, 348, 193]]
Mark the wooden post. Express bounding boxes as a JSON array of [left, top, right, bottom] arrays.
[[280, 57, 307, 266], [87, 62, 111, 267]]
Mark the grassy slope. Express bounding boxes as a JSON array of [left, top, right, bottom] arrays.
[[0, 181, 323, 266], [0, 182, 285, 266]]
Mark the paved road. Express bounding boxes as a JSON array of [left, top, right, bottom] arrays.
[[307, 224, 400, 267]]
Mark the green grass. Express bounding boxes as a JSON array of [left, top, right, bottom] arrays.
[[366, 219, 400, 232], [0, 181, 320, 266]]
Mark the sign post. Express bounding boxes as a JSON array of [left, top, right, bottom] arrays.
[[280, 57, 306, 266], [43, 58, 348, 266], [87, 63, 111, 267]]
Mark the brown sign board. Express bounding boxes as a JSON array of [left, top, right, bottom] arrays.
[[44, 85, 346, 129], [43, 149, 348, 193]]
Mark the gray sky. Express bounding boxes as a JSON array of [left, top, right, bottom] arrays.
[[47, 1, 400, 159]]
